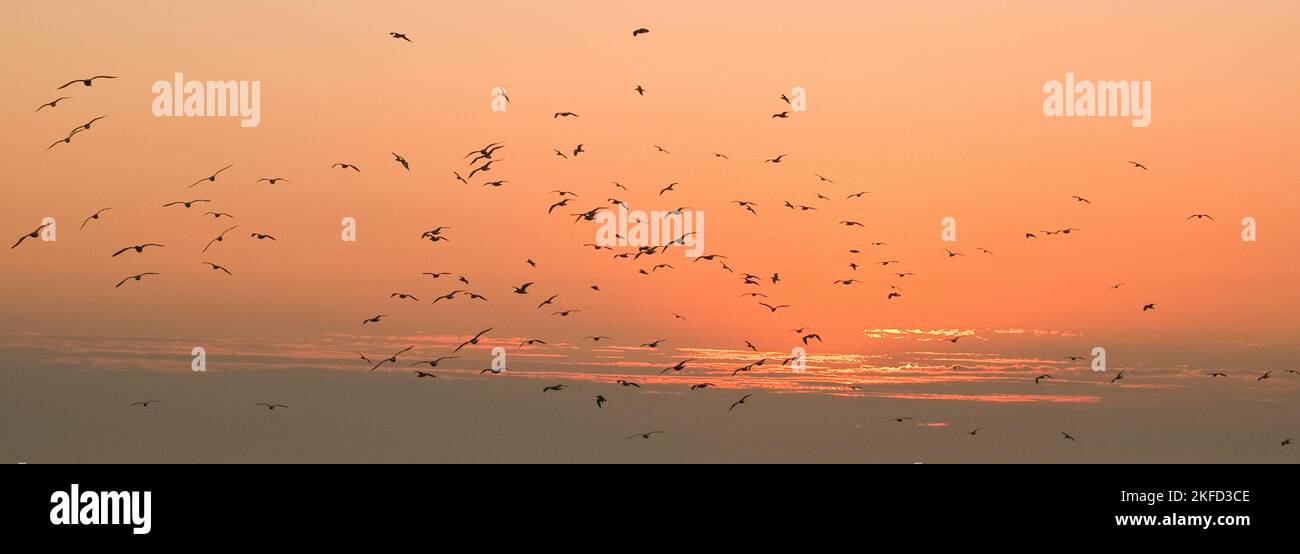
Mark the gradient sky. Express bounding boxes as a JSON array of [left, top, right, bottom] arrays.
[[2, 0, 1299, 401]]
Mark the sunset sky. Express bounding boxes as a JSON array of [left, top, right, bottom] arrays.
[[2, 2, 1299, 462]]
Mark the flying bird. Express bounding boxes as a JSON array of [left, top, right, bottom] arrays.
[[389, 32, 411, 42], [453, 328, 493, 353], [115, 273, 160, 288], [188, 164, 234, 188], [728, 394, 753, 412], [202, 226, 238, 253], [255, 403, 288, 410], [129, 400, 161, 407], [36, 97, 71, 111], [392, 153, 410, 170], [200, 262, 232, 275], [80, 207, 113, 229], [161, 198, 213, 208], [58, 75, 117, 89], [11, 223, 51, 249], [632, 28, 650, 37]]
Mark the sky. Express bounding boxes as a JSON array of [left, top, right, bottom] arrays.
[[1, 1, 1299, 461]]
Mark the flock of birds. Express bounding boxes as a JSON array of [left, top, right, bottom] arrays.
[[16, 27, 1298, 453]]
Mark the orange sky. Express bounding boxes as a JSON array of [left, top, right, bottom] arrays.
[[2, 0, 1299, 378]]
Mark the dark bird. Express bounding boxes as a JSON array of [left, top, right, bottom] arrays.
[[390, 292, 420, 301], [332, 163, 361, 172], [453, 328, 493, 353], [255, 403, 288, 410], [410, 356, 457, 368], [361, 314, 389, 325], [115, 273, 160, 288], [79, 207, 113, 229], [518, 339, 547, 349], [57, 75, 117, 89], [1207, 372, 1228, 378], [10, 223, 50, 249], [392, 152, 410, 170], [1062, 432, 1076, 442], [257, 177, 289, 184], [513, 282, 534, 294], [967, 427, 983, 436], [626, 431, 663, 440], [772, 111, 790, 119], [129, 400, 161, 407], [36, 97, 70, 111], [370, 346, 414, 371], [640, 339, 665, 348], [188, 164, 234, 188], [1110, 370, 1125, 384], [1142, 303, 1157, 312], [250, 233, 276, 240], [1035, 374, 1052, 384], [1128, 161, 1148, 170], [632, 28, 650, 37], [634, 85, 645, 95], [163, 199, 212, 209], [467, 159, 502, 179], [758, 303, 790, 313], [1186, 214, 1215, 221], [654, 145, 671, 154], [801, 333, 822, 345], [572, 144, 586, 156], [616, 380, 640, 388], [389, 32, 412, 42], [729, 394, 753, 412], [658, 182, 678, 195], [659, 359, 693, 375], [763, 154, 787, 164], [1072, 196, 1091, 204], [202, 226, 238, 253], [542, 384, 567, 392], [595, 395, 607, 408], [200, 261, 232, 275], [1258, 371, 1272, 381], [414, 371, 438, 379], [690, 383, 714, 391], [553, 112, 580, 118], [890, 417, 912, 423]]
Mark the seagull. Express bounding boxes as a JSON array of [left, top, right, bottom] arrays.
[[659, 359, 693, 375], [410, 356, 457, 368], [542, 384, 567, 392], [640, 339, 665, 348], [626, 431, 663, 440], [467, 159, 502, 179], [758, 303, 790, 313], [772, 111, 790, 119], [256, 177, 289, 184], [1110, 370, 1125, 384], [200, 262, 232, 275], [129, 400, 161, 407], [763, 154, 787, 164], [1072, 196, 1091, 204], [10, 223, 50, 249], [616, 380, 640, 388], [255, 403, 288, 410], [634, 85, 645, 95], [202, 226, 238, 253], [512, 282, 534, 294], [1186, 214, 1215, 221], [414, 371, 438, 379], [392, 153, 410, 170], [690, 383, 714, 391], [654, 145, 671, 154], [518, 339, 547, 349], [250, 233, 276, 241], [57, 75, 117, 89], [453, 328, 493, 353], [967, 427, 983, 436], [361, 314, 388, 325], [332, 163, 361, 172], [390, 292, 420, 302], [1207, 372, 1228, 378], [162, 199, 211, 209], [658, 182, 678, 195], [553, 112, 580, 118], [1283, 439, 1292, 446], [389, 32, 412, 42], [1258, 371, 1272, 381], [595, 395, 607, 408], [1142, 303, 1157, 312], [115, 273, 160, 288], [1062, 432, 1076, 442], [1128, 161, 1148, 170], [36, 97, 71, 111], [944, 249, 965, 258], [632, 28, 650, 37], [728, 394, 753, 412], [1034, 374, 1053, 384], [890, 417, 913, 423], [370, 346, 414, 371], [188, 164, 234, 188], [801, 333, 822, 345], [79, 208, 113, 229]]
